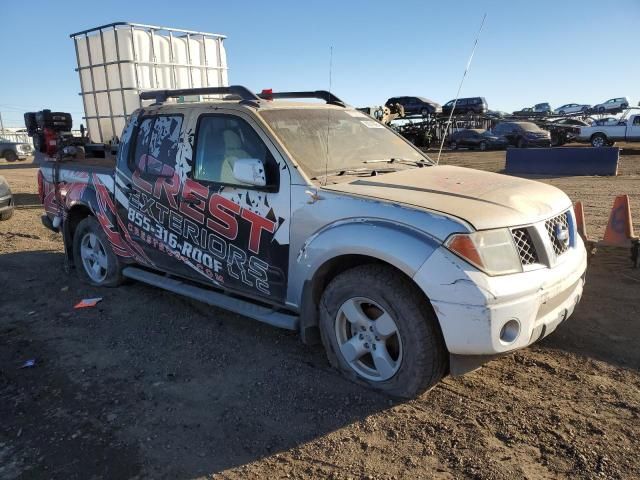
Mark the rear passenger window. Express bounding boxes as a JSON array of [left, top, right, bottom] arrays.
[[130, 115, 183, 173], [193, 115, 276, 188]]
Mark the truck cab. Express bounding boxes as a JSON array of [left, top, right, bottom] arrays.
[[38, 86, 587, 398]]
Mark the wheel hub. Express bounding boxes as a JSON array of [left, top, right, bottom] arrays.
[[335, 297, 403, 382]]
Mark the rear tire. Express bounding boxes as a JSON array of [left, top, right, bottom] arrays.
[[450, 141, 458, 150], [4, 150, 17, 162], [479, 141, 488, 151], [319, 264, 447, 398], [591, 134, 607, 148], [73, 216, 123, 287], [420, 107, 429, 117], [517, 138, 526, 148]]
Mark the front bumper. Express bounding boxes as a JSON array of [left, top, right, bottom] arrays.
[[414, 239, 587, 356]]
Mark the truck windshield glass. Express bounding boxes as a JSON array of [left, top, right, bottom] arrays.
[[260, 109, 429, 177]]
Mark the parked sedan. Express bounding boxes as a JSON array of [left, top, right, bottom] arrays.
[[491, 121, 552, 148], [593, 97, 629, 113], [0, 176, 14, 221], [448, 129, 508, 151], [553, 103, 590, 115], [385, 96, 442, 116], [0, 137, 32, 162]]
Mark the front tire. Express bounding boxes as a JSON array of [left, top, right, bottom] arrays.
[[73, 216, 123, 287], [319, 264, 447, 398], [517, 138, 526, 148], [420, 107, 429, 117], [4, 150, 17, 162], [479, 141, 488, 151], [450, 141, 458, 150]]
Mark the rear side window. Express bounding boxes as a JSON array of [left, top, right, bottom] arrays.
[[130, 115, 183, 172], [193, 115, 277, 188]]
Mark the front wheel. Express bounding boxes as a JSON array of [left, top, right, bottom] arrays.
[[517, 138, 526, 148], [4, 151, 17, 162], [319, 264, 447, 398], [479, 141, 488, 151], [420, 107, 429, 117], [73, 216, 123, 286], [450, 141, 458, 150]]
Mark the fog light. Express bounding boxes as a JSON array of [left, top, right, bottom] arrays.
[[500, 319, 520, 344]]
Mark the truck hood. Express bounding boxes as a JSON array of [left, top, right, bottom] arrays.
[[322, 165, 572, 230]]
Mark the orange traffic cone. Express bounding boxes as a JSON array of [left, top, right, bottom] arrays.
[[574, 201, 588, 242], [602, 195, 636, 247]]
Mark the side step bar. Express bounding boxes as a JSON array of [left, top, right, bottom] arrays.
[[122, 267, 299, 331]]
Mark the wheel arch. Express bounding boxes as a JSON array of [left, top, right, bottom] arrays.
[[295, 221, 443, 344], [63, 203, 94, 265]]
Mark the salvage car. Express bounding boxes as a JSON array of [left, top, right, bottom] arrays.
[[593, 97, 630, 113], [0, 176, 14, 220], [441, 97, 488, 116], [38, 86, 587, 398], [553, 103, 590, 115], [512, 103, 550, 117], [385, 96, 442, 116], [576, 111, 640, 147], [492, 121, 552, 148], [0, 137, 32, 162], [447, 129, 508, 150]]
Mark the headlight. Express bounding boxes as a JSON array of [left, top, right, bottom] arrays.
[[445, 229, 522, 276]]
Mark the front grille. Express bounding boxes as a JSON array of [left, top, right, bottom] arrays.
[[545, 211, 571, 256], [512, 228, 539, 265]]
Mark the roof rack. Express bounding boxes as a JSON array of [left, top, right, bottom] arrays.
[[140, 86, 260, 104], [258, 90, 346, 107]]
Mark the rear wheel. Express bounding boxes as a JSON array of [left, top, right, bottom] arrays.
[[319, 264, 447, 398], [3, 150, 17, 162], [450, 141, 458, 150], [479, 141, 488, 151], [420, 107, 429, 117], [73, 216, 123, 287], [517, 138, 526, 148], [591, 134, 607, 148]]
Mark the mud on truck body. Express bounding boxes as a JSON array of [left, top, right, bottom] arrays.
[[38, 86, 587, 398]]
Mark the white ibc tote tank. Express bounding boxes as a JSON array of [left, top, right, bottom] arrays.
[[72, 22, 228, 143]]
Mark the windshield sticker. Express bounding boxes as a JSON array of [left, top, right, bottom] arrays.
[[361, 120, 385, 129], [345, 111, 368, 118]]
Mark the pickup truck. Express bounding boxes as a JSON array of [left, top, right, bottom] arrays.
[[576, 110, 640, 147], [38, 86, 587, 398]]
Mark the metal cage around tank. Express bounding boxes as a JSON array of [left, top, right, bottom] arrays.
[[70, 22, 229, 144]]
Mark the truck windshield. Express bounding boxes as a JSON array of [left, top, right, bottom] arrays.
[[260, 108, 430, 178]]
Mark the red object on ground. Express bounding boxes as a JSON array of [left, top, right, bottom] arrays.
[[574, 201, 588, 242], [602, 195, 636, 247]]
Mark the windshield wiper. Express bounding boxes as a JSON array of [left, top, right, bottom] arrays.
[[363, 158, 429, 167], [311, 167, 397, 180]]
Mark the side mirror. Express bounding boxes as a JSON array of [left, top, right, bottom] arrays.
[[233, 158, 266, 187]]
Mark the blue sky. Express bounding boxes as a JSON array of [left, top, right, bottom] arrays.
[[1, 0, 639, 128]]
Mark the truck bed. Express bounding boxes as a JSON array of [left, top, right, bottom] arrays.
[[38, 152, 116, 175]]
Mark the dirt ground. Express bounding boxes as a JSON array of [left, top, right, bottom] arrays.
[[1, 148, 639, 479]]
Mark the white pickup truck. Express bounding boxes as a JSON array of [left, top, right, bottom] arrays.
[[577, 110, 640, 147]]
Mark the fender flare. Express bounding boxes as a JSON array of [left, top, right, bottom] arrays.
[[294, 219, 443, 343]]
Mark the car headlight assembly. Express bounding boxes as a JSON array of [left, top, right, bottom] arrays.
[[445, 229, 522, 276]]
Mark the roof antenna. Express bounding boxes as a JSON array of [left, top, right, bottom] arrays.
[[322, 45, 333, 186], [436, 13, 487, 165]]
